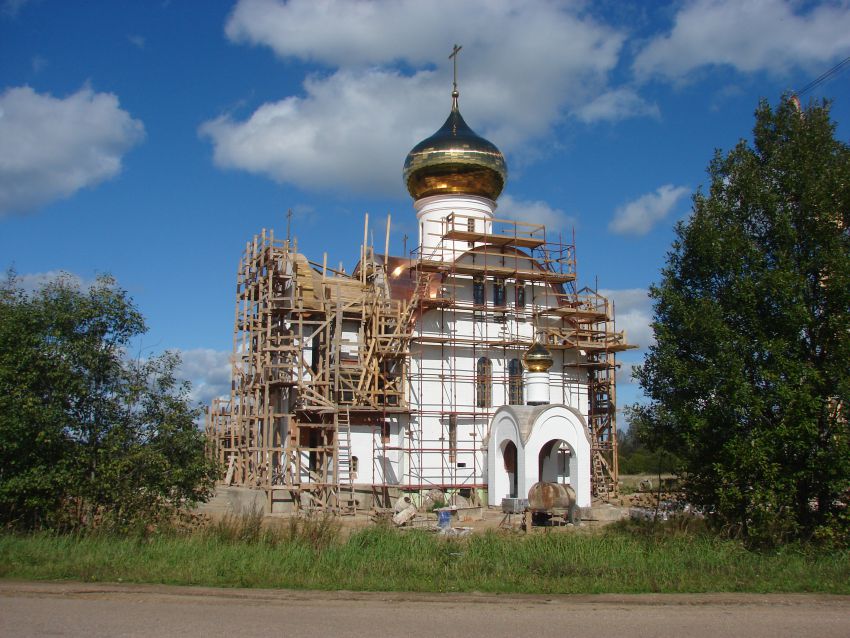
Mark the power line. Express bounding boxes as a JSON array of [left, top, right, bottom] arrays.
[[795, 55, 850, 98]]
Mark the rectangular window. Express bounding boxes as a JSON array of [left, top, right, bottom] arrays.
[[493, 278, 506, 307], [515, 281, 525, 308], [473, 276, 485, 306]]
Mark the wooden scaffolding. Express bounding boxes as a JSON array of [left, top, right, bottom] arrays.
[[205, 223, 417, 513], [206, 213, 634, 512]]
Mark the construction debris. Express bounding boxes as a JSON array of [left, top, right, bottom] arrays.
[[392, 496, 418, 526]]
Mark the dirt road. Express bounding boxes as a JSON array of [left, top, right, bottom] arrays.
[[1, 581, 847, 638]]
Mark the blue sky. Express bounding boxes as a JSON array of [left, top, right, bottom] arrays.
[[2, 0, 850, 417]]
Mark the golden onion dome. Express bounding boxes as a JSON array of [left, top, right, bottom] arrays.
[[403, 94, 507, 201], [523, 341, 553, 373]]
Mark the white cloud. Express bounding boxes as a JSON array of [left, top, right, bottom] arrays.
[[634, 0, 850, 82], [573, 87, 659, 123], [497, 194, 575, 233], [616, 360, 640, 387], [176, 348, 232, 407], [609, 184, 689, 236], [204, 0, 657, 194], [225, 0, 447, 67], [201, 68, 441, 196], [225, 0, 621, 74], [0, 86, 145, 217], [599, 287, 654, 351]]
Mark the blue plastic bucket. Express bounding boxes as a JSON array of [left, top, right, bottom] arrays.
[[437, 509, 451, 528]]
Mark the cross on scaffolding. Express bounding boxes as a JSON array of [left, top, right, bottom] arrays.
[[449, 44, 462, 96], [286, 208, 293, 243]]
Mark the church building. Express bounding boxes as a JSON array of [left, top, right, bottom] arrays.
[[206, 68, 633, 513]]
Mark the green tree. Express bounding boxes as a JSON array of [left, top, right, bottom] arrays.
[[631, 97, 850, 545], [0, 272, 217, 531], [616, 428, 679, 475]]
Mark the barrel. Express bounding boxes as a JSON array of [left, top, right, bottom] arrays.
[[527, 482, 576, 512]]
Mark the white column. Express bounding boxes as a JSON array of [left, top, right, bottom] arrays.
[[526, 371, 550, 406]]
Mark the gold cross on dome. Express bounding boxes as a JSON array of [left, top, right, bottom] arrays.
[[449, 44, 462, 96]]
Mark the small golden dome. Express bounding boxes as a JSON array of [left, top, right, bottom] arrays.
[[523, 341, 553, 373], [403, 99, 507, 201]]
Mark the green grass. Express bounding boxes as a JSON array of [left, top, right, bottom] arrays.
[[1, 518, 847, 594]]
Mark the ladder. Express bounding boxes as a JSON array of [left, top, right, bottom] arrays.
[[592, 452, 614, 500], [335, 407, 357, 514]]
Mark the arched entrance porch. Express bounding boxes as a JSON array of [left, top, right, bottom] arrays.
[[487, 405, 592, 507]]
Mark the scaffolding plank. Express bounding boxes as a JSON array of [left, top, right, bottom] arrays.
[[416, 259, 575, 283], [442, 229, 545, 248]]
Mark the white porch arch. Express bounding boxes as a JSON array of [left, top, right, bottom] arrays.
[[486, 409, 523, 505], [487, 405, 592, 507]]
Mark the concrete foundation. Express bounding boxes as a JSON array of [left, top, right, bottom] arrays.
[[195, 485, 267, 516]]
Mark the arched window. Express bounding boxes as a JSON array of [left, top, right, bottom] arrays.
[[515, 281, 525, 308], [473, 276, 485, 306], [493, 278, 506, 307], [508, 358, 523, 405], [476, 357, 492, 408]]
